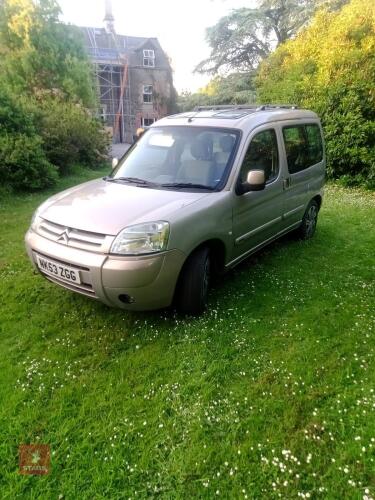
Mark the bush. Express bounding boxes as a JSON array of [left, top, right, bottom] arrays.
[[0, 84, 110, 189], [0, 0, 110, 192], [0, 84, 58, 191], [0, 134, 58, 191], [256, 0, 375, 187], [35, 99, 110, 175], [319, 85, 375, 188], [0, 86, 35, 136]]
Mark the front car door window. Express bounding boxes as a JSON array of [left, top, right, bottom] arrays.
[[239, 129, 279, 185]]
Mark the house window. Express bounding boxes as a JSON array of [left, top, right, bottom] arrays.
[[143, 85, 153, 103], [143, 49, 155, 67], [142, 117, 155, 127]]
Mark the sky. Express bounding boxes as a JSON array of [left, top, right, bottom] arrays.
[[58, 0, 252, 92]]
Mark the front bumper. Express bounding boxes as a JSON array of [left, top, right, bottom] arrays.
[[25, 229, 186, 310]]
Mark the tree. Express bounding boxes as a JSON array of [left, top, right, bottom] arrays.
[[177, 73, 256, 112], [195, 0, 349, 75], [0, 0, 95, 106], [0, 0, 109, 191], [257, 0, 375, 187]]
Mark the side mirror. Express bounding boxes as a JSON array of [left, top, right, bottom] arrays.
[[238, 169, 266, 194], [112, 157, 119, 169], [247, 169, 266, 190]]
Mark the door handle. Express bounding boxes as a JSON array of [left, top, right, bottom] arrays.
[[283, 177, 291, 189]]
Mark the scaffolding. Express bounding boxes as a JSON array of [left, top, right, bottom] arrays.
[[86, 27, 132, 143]]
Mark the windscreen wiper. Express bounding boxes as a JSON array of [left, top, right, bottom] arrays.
[[104, 176, 157, 187], [161, 182, 215, 190]]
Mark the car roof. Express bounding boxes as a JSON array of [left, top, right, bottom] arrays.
[[154, 105, 319, 133]]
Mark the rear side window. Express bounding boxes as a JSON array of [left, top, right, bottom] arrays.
[[305, 124, 323, 166], [283, 124, 323, 174]]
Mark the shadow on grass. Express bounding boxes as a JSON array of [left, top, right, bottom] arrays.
[[65, 226, 331, 334]]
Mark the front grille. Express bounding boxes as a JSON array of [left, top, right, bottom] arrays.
[[38, 219, 111, 252]]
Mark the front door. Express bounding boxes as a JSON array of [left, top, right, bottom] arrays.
[[232, 127, 284, 261]]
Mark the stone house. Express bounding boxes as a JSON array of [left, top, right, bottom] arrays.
[[80, 4, 175, 143]]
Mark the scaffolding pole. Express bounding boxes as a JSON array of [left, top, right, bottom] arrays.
[[86, 27, 133, 143], [113, 59, 128, 141]]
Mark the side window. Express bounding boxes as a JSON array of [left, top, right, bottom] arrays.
[[305, 124, 323, 166], [239, 129, 279, 184], [283, 124, 323, 174], [282, 126, 307, 174]]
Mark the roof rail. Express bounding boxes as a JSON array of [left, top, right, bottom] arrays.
[[194, 105, 258, 111], [255, 104, 298, 110], [193, 104, 298, 112]]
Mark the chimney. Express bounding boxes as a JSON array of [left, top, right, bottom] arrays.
[[104, 0, 115, 33]]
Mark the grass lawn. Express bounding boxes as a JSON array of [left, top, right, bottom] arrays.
[[0, 168, 374, 499]]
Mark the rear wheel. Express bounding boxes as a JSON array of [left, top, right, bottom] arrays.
[[296, 200, 319, 239], [175, 246, 210, 315]]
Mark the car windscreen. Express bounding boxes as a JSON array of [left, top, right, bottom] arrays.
[[110, 126, 240, 190]]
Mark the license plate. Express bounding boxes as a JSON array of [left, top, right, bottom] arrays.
[[35, 254, 81, 284]]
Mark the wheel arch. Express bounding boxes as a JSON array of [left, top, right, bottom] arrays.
[[311, 194, 322, 210], [181, 238, 227, 274], [188, 238, 226, 274], [173, 238, 227, 302]]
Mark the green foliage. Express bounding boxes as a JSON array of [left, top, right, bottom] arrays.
[[178, 73, 256, 111], [0, 0, 109, 191], [319, 85, 375, 184], [0, 133, 58, 190], [195, 0, 348, 74], [208, 73, 257, 104], [0, 82, 58, 190], [36, 98, 110, 175], [0, 83, 34, 135], [0, 0, 95, 106], [257, 0, 375, 187], [196, 7, 271, 74]]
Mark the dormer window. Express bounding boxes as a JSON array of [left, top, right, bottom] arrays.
[[143, 49, 155, 67]]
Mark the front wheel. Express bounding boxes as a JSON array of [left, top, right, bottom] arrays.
[[296, 200, 319, 240], [175, 246, 210, 315]]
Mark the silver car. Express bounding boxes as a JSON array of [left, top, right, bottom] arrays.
[[25, 105, 325, 314]]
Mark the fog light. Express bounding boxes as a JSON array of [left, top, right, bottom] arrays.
[[118, 294, 135, 304]]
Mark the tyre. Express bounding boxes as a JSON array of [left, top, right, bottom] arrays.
[[175, 246, 210, 315], [296, 199, 319, 240]]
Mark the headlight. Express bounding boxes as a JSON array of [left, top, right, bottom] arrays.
[[110, 222, 170, 255], [30, 199, 50, 231], [30, 212, 42, 232]]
